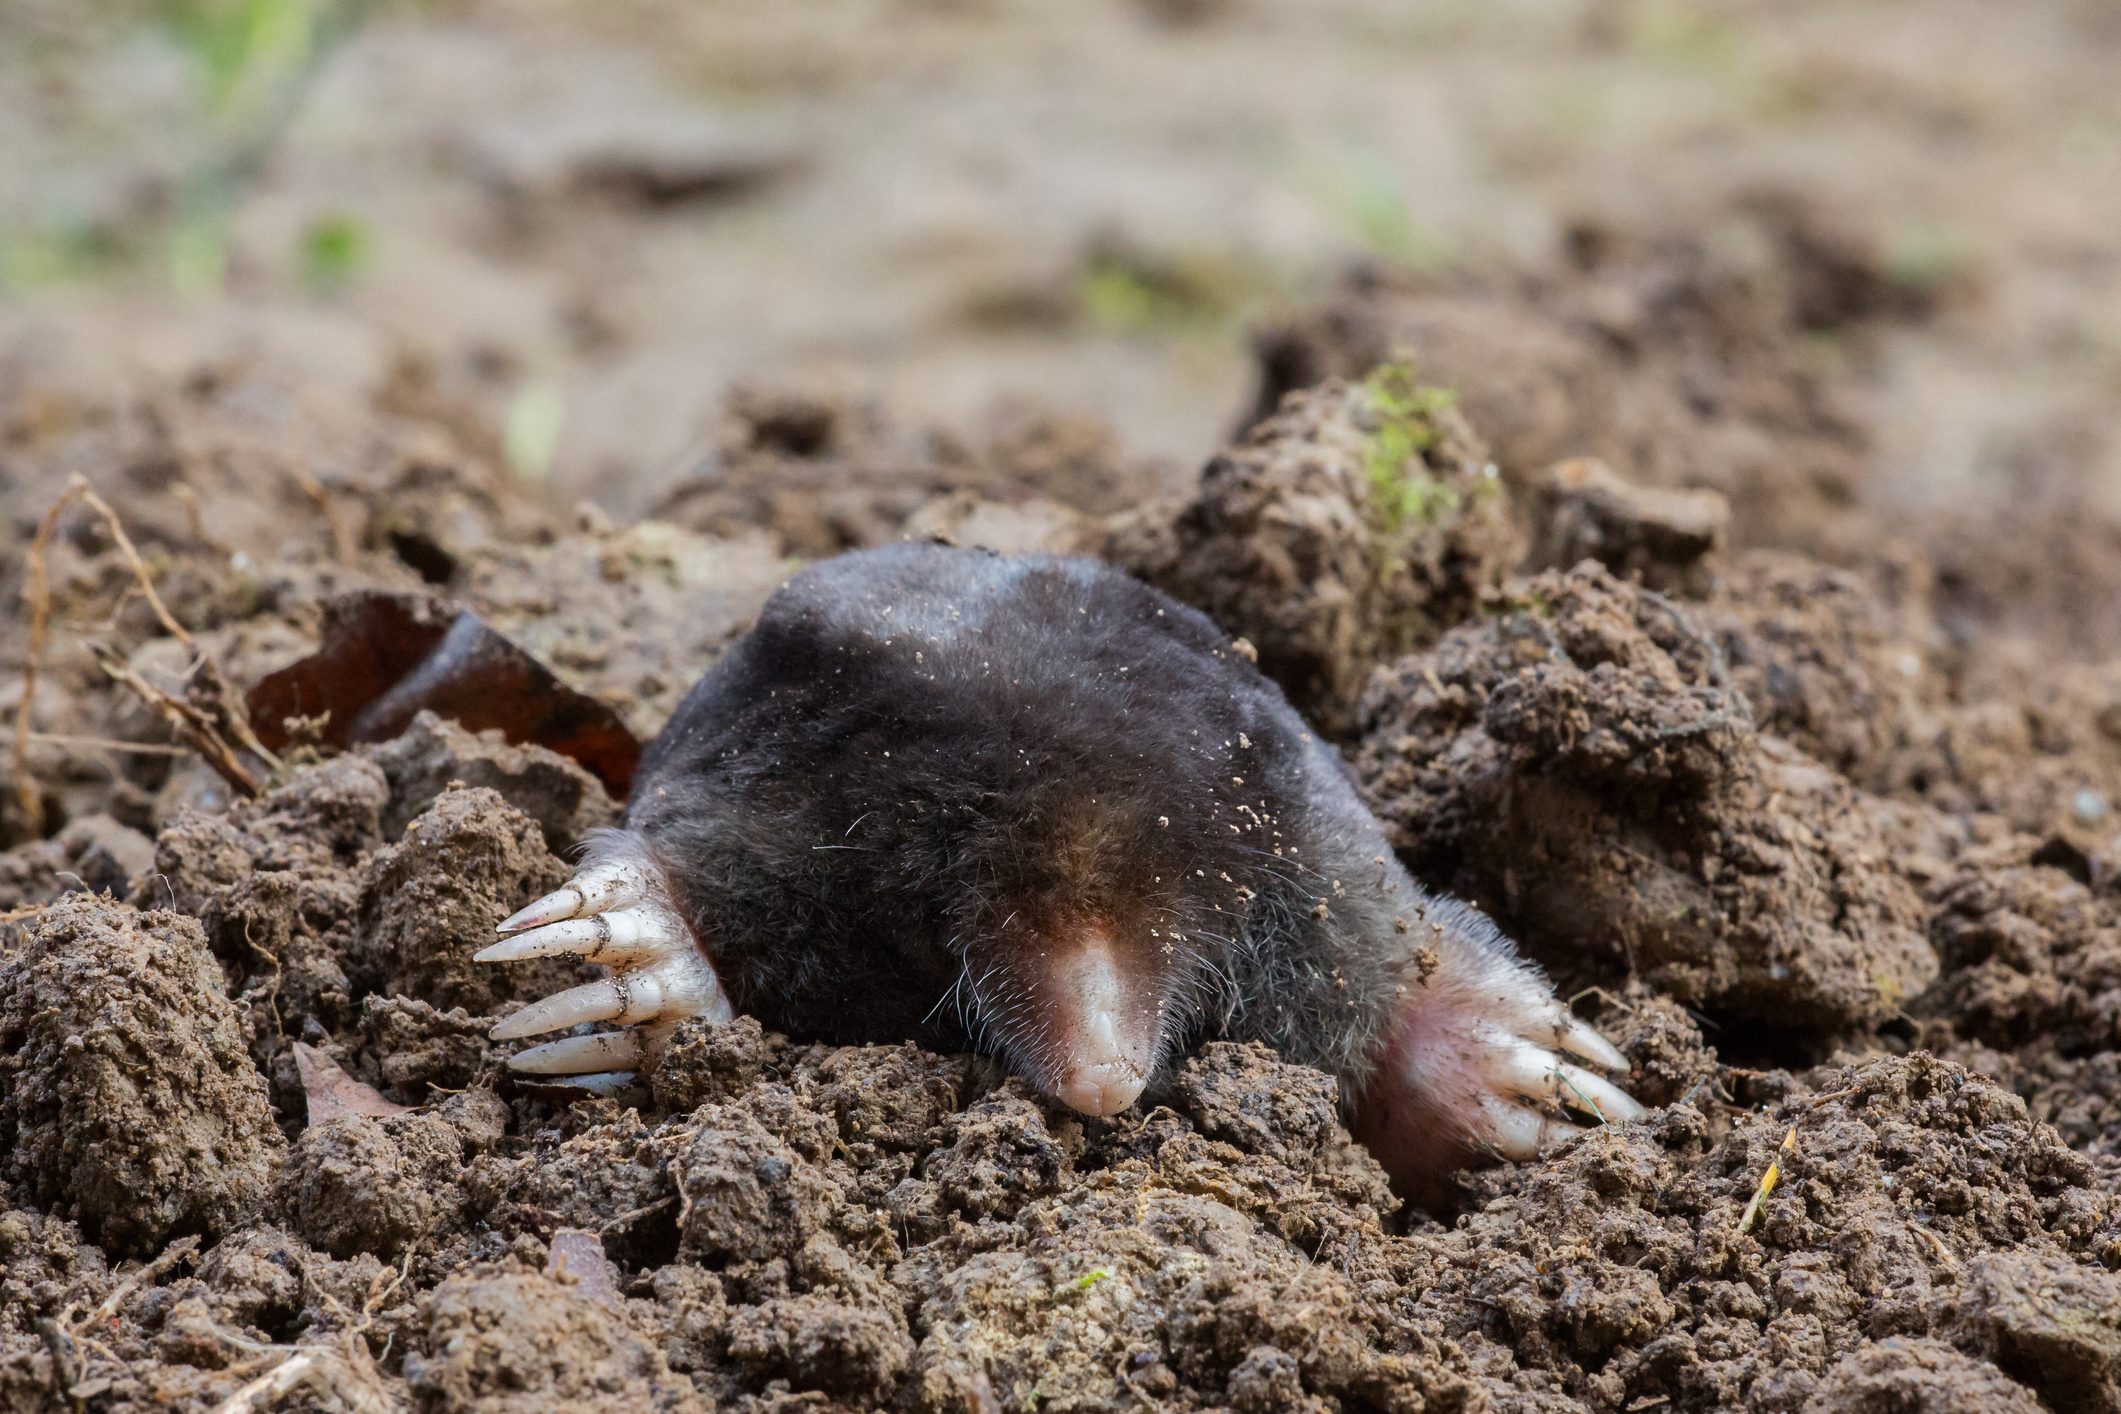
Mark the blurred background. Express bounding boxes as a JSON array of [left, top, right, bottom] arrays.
[[2, 0, 2119, 535]]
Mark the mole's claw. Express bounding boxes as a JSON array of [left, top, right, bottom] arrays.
[[537, 1070, 639, 1098], [1554, 1011, 1629, 1072], [507, 1028, 648, 1074], [491, 951, 733, 1040], [492, 978, 629, 1039], [1476, 1094, 1583, 1161], [496, 858, 652, 933], [475, 905, 692, 965], [1485, 1036, 1645, 1126]]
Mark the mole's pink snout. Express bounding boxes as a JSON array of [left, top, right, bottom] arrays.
[[1026, 927, 1162, 1119]]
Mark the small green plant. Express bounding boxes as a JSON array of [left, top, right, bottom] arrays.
[[1076, 246, 1273, 336], [162, 0, 318, 120], [505, 380, 568, 482], [1361, 361, 1463, 530], [0, 224, 123, 292], [300, 211, 372, 290], [1072, 1267, 1112, 1291]]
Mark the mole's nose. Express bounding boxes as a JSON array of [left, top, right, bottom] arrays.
[[1034, 933, 1159, 1117], [1055, 1006, 1148, 1116]]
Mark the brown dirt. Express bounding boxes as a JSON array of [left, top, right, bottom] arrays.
[[4, 5, 2121, 1407], [1, 293, 2119, 1414]]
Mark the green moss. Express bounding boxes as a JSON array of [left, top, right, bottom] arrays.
[[1361, 361, 1465, 531], [1482, 585, 1558, 620]]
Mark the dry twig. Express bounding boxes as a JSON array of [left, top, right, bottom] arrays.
[[11, 481, 80, 834], [0, 728, 192, 758], [207, 1338, 393, 1414], [12, 475, 284, 824], [95, 647, 262, 799]]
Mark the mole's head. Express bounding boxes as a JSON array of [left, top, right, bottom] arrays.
[[932, 785, 1233, 1117]]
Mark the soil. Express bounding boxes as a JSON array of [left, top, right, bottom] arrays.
[[5, 2, 2121, 1410]]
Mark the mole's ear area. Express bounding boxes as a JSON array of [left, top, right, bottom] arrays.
[[473, 830, 733, 1092], [1347, 905, 1642, 1202], [988, 923, 1171, 1119]]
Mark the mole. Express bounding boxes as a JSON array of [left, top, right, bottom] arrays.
[[477, 542, 1641, 1192]]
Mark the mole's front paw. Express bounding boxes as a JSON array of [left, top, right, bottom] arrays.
[[476, 835, 732, 1091], [1349, 955, 1643, 1196]]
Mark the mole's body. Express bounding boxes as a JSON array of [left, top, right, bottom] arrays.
[[480, 544, 1638, 1191]]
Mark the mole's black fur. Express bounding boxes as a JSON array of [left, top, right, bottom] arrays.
[[626, 541, 1497, 1094]]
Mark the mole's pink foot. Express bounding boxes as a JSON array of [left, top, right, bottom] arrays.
[[1349, 949, 1641, 1198], [478, 833, 731, 1090]]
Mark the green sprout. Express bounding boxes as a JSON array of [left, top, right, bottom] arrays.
[[1076, 247, 1273, 337], [301, 212, 372, 290]]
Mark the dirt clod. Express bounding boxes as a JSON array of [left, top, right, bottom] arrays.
[[1355, 563, 1936, 1029], [0, 894, 284, 1256], [1105, 372, 1516, 734], [404, 1264, 704, 1413]]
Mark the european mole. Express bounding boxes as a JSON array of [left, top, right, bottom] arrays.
[[479, 542, 1640, 1192]]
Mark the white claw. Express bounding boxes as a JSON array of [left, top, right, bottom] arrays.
[[508, 1029, 648, 1074], [496, 859, 652, 934], [1477, 1094, 1579, 1161], [535, 1070, 639, 1097], [1557, 1013, 1630, 1072], [475, 905, 691, 965], [489, 951, 732, 1041], [1485, 1036, 1644, 1126], [491, 978, 628, 1039], [1550, 1061, 1645, 1125]]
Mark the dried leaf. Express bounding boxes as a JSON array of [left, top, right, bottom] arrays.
[[247, 590, 640, 794], [293, 1043, 414, 1125], [545, 1228, 622, 1307]]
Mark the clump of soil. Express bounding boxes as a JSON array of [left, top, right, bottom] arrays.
[[0, 895, 284, 1256], [404, 1264, 702, 1412], [1247, 190, 1933, 559], [282, 1112, 473, 1261], [1354, 562, 1935, 1030], [365, 710, 616, 852], [1525, 456, 1730, 597], [351, 783, 574, 1017], [1105, 367, 1516, 733], [1412, 1053, 2121, 1411]]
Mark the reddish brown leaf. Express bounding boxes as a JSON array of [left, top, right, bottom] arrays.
[[247, 590, 640, 795], [545, 1228, 622, 1307], [293, 1042, 415, 1125]]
